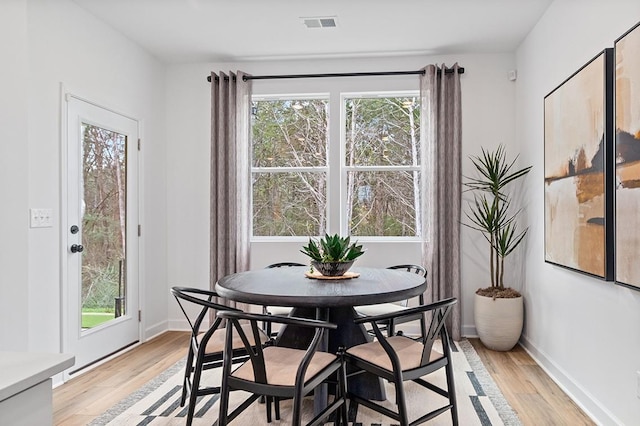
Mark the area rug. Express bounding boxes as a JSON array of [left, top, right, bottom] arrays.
[[90, 339, 521, 425]]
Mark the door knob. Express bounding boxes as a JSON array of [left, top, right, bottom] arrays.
[[70, 244, 84, 253]]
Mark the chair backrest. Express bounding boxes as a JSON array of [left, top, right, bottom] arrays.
[[171, 286, 239, 339], [387, 264, 427, 277], [266, 262, 305, 268], [387, 264, 427, 306], [355, 297, 457, 368], [419, 298, 456, 364], [217, 310, 337, 386]]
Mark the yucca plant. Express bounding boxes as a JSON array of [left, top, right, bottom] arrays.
[[300, 233, 364, 263], [463, 145, 532, 291]]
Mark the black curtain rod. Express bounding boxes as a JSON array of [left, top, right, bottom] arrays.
[[206, 67, 464, 82]]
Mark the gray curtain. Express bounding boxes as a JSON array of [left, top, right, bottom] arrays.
[[420, 64, 462, 340], [210, 71, 252, 309]]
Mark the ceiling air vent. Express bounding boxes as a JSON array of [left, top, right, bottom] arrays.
[[301, 16, 338, 29]]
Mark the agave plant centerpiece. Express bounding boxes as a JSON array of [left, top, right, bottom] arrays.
[[300, 233, 365, 276]]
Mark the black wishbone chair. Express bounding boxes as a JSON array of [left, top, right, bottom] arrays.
[[345, 298, 458, 426], [170, 287, 270, 426], [262, 262, 306, 336], [217, 310, 348, 426], [355, 264, 428, 338]]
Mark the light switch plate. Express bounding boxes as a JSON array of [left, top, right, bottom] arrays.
[[637, 371, 640, 399], [30, 208, 53, 228]]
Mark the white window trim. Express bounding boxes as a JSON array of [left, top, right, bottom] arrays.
[[250, 90, 422, 241], [339, 90, 421, 240]]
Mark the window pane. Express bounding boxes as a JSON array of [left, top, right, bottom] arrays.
[[347, 170, 419, 237], [81, 124, 127, 328], [252, 98, 328, 167], [345, 96, 420, 166], [253, 172, 327, 236]]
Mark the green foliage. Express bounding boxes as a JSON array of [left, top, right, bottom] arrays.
[[463, 145, 532, 289], [300, 233, 365, 262], [82, 263, 120, 310], [80, 124, 126, 312], [81, 312, 115, 329]]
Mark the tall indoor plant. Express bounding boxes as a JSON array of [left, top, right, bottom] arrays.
[[464, 145, 532, 350]]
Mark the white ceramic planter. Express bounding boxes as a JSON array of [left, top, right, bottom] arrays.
[[474, 293, 523, 351]]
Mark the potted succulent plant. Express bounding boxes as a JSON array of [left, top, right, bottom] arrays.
[[300, 233, 365, 276], [464, 145, 532, 351]]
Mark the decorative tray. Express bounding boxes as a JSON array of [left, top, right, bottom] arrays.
[[304, 271, 360, 280]]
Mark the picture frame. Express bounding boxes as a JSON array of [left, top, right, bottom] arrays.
[[544, 48, 614, 280], [614, 21, 640, 290]]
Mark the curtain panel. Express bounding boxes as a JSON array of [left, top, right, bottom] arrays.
[[420, 64, 462, 340], [210, 71, 252, 309]]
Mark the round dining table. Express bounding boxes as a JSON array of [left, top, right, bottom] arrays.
[[215, 265, 427, 406]]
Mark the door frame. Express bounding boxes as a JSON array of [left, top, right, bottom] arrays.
[[59, 85, 144, 379]]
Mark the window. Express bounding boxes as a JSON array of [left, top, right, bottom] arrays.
[[344, 94, 421, 237], [251, 96, 329, 237], [251, 92, 421, 239]]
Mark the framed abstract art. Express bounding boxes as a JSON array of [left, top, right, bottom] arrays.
[[615, 21, 640, 290], [544, 49, 614, 280]]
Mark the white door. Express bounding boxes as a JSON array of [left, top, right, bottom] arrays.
[[63, 95, 140, 375]]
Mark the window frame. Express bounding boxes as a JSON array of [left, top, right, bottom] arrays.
[[339, 90, 422, 241], [250, 90, 422, 242], [250, 93, 330, 241]]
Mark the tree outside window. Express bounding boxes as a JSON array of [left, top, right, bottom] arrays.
[[251, 92, 421, 238], [344, 95, 421, 237]]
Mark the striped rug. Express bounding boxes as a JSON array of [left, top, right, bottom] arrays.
[[90, 339, 521, 425]]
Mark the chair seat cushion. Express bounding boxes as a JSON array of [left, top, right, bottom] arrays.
[[355, 303, 408, 317], [346, 335, 443, 371], [231, 346, 337, 386], [198, 323, 268, 354], [265, 306, 293, 316]]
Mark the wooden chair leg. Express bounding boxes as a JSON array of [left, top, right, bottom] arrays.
[[266, 397, 272, 423], [180, 347, 194, 407], [338, 362, 349, 426], [395, 378, 409, 426], [186, 357, 203, 426], [274, 397, 280, 420], [218, 363, 232, 426], [445, 358, 459, 426]]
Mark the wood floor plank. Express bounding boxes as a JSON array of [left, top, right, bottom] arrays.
[[469, 338, 595, 426], [52, 332, 594, 425], [53, 331, 189, 425]]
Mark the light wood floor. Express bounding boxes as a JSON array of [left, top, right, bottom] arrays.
[[53, 332, 595, 425], [469, 339, 594, 426]]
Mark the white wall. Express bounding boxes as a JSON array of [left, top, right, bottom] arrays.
[[165, 53, 518, 330], [12, 3, 639, 421], [13, 0, 167, 355], [0, 0, 29, 351], [517, 1, 640, 424]]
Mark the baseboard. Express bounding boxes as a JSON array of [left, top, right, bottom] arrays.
[[168, 318, 207, 331], [462, 325, 477, 337], [519, 334, 621, 425], [144, 320, 168, 341]]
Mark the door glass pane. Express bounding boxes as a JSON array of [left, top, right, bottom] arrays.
[[81, 123, 127, 330]]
